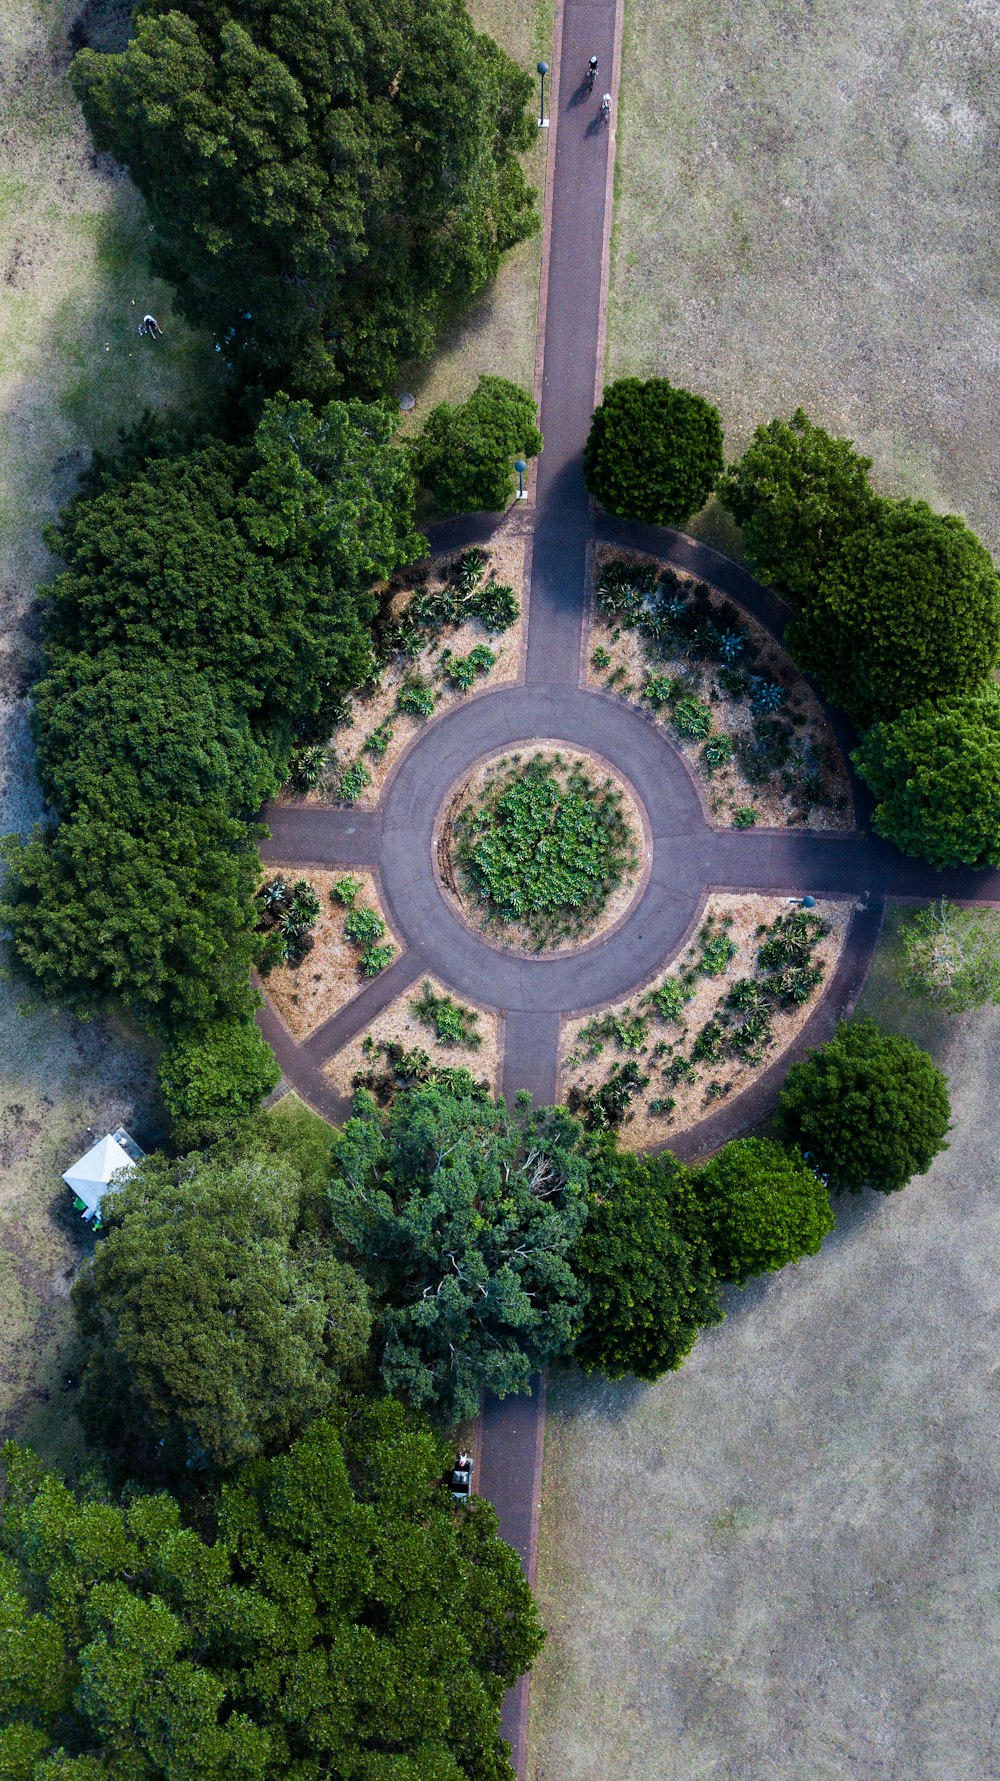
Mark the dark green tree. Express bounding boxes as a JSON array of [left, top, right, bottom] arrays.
[[786, 498, 1000, 728], [583, 376, 724, 525], [0, 805, 261, 1032], [573, 1140, 721, 1380], [778, 1017, 951, 1194], [695, 1136, 833, 1284], [717, 408, 876, 600], [43, 395, 423, 737], [0, 1401, 542, 1777], [852, 685, 1000, 869], [33, 659, 279, 823], [328, 1085, 588, 1423], [72, 1147, 371, 1468], [71, 0, 538, 397], [158, 1017, 281, 1133], [413, 375, 543, 512]]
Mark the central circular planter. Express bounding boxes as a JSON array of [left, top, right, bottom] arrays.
[[434, 741, 649, 955]]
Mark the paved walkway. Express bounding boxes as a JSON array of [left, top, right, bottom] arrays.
[[256, 0, 1000, 1771]]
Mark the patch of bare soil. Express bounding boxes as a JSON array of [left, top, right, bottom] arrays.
[[284, 537, 527, 810], [587, 545, 853, 831], [323, 976, 501, 1101], [259, 868, 401, 1041], [559, 892, 853, 1147], [436, 743, 646, 956]]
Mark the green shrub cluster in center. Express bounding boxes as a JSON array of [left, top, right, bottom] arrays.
[[455, 754, 638, 945]]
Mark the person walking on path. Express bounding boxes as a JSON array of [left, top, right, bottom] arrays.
[[601, 91, 612, 121], [587, 54, 599, 91]]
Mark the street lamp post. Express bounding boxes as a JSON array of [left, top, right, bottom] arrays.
[[514, 458, 528, 500], [537, 61, 549, 129]]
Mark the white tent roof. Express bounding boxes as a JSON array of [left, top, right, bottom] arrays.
[[63, 1134, 137, 1221]]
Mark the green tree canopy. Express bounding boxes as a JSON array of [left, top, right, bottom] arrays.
[[44, 395, 423, 737], [413, 375, 543, 513], [717, 407, 876, 601], [695, 1136, 833, 1284], [852, 685, 1000, 869], [327, 1084, 588, 1423], [573, 1140, 722, 1380], [778, 1017, 951, 1195], [158, 1017, 281, 1136], [72, 1146, 371, 1469], [32, 659, 279, 823], [0, 804, 261, 1032], [583, 376, 724, 525], [786, 498, 1000, 728], [71, 0, 538, 398], [898, 899, 1000, 1013], [0, 1400, 542, 1778]]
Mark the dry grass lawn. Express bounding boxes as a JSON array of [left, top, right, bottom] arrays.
[[0, 0, 215, 1458], [529, 907, 1000, 1778], [608, 0, 1000, 556]]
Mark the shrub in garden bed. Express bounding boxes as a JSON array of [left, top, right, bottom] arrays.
[[257, 875, 321, 968], [411, 981, 482, 1048]]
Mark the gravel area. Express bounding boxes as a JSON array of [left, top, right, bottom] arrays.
[[559, 891, 851, 1145], [259, 868, 401, 1041], [587, 545, 853, 830], [323, 974, 502, 1103]]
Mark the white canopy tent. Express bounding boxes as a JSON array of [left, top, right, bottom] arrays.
[[62, 1130, 143, 1223]]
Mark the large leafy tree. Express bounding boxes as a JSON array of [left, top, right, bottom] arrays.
[[695, 1136, 833, 1285], [778, 1017, 951, 1195], [32, 660, 279, 824], [852, 685, 1000, 869], [0, 1401, 542, 1778], [158, 1017, 281, 1136], [43, 395, 423, 737], [786, 498, 1000, 728], [71, 0, 538, 398], [413, 375, 543, 513], [328, 1085, 588, 1423], [573, 1140, 721, 1380], [72, 1147, 371, 1469], [583, 376, 724, 525], [717, 408, 876, 601]]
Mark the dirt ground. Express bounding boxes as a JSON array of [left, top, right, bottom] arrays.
[[438, 742, 645, 954], [559, 892, 851, 1145], [261, 869, 401, 1041], [587, 547, 853, 830], [530, 907, 1000, 1779], [323, 975, 501, 1102], [608, 0, 1000, 558]]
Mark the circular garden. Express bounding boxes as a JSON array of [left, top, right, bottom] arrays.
[[438, 745, 644, 952]]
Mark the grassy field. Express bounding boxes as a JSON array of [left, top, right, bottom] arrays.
[[529, 908, 1000, 1777], [607, 0, 1000, 556], [0, 0, 217, 1466]]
